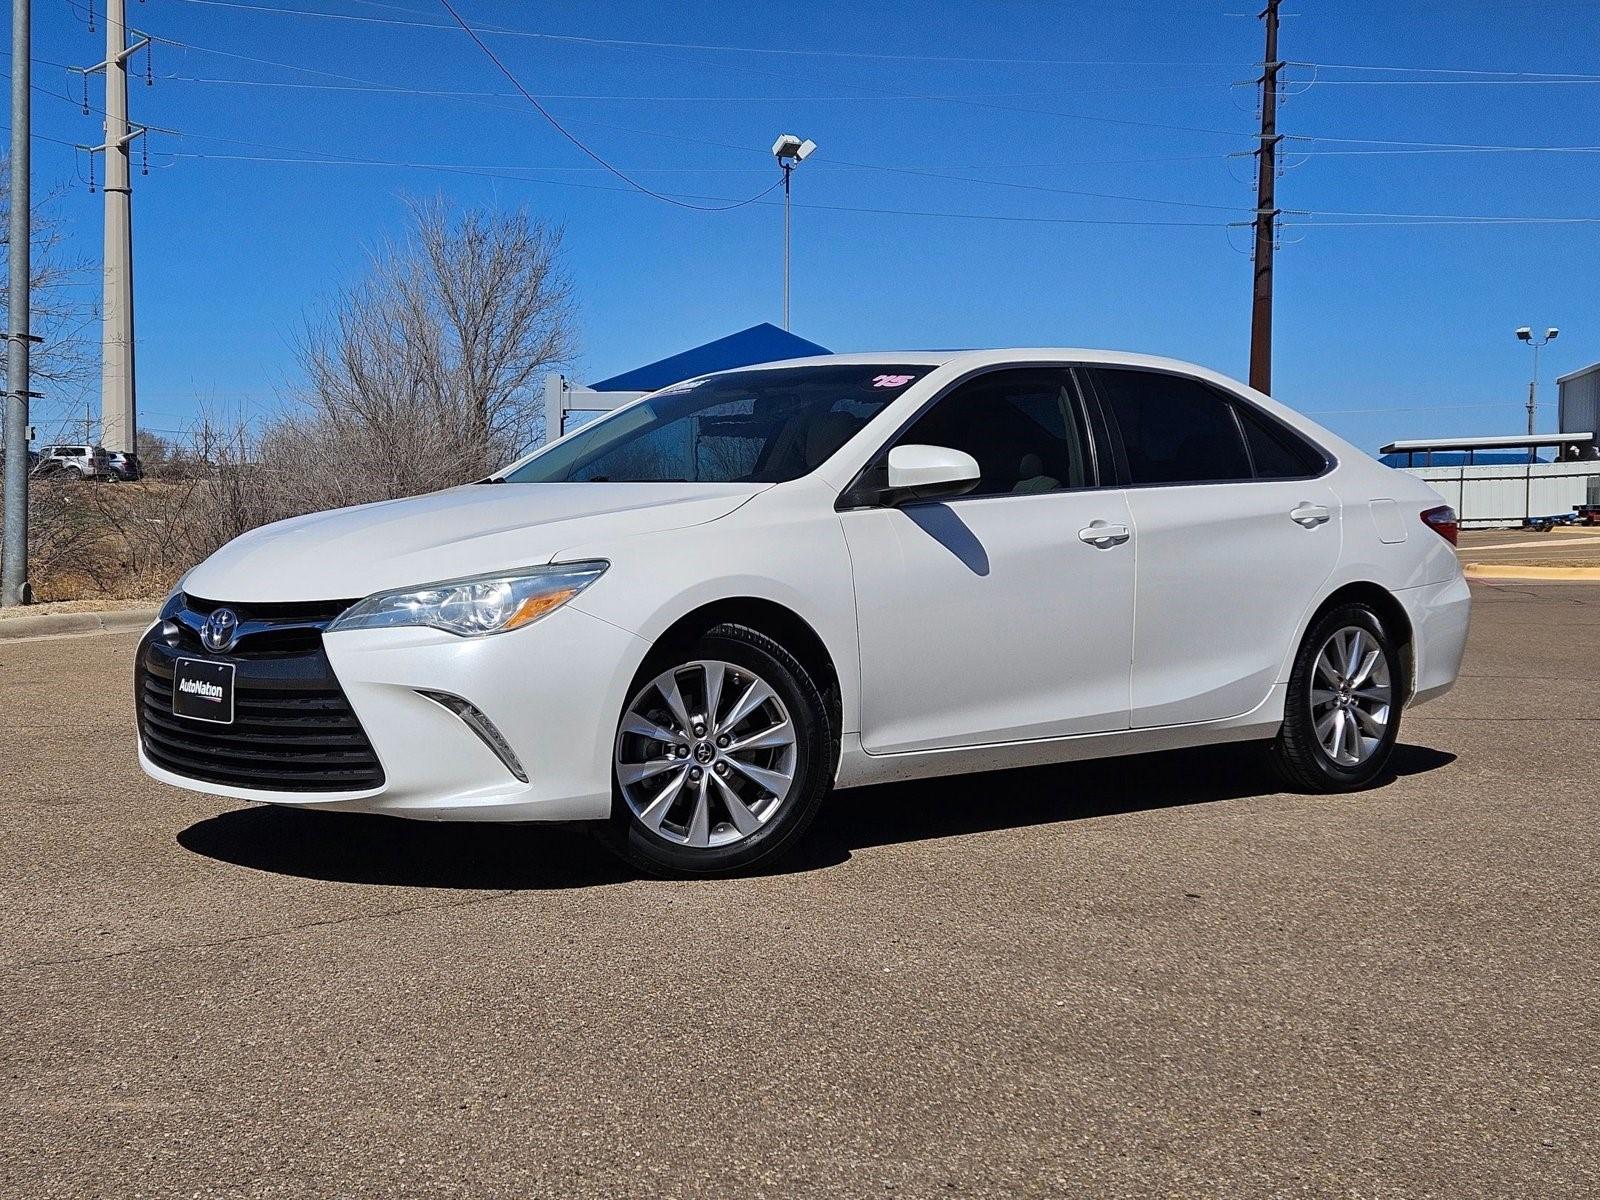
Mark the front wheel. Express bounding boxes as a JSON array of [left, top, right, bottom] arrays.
[[602, 623, 833, 877], [1270, 603, 1403, 792]]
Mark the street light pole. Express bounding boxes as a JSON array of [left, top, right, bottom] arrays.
[[4, 0, 34, 606], [1516, 325, 1559, 437], [771, 134, 815, 333], [782, 159, 792, 332]]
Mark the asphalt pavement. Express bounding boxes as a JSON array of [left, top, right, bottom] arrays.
[[3, 581, 1596, 1198]]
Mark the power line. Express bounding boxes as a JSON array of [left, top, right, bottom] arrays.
[[152, 13, 1255, 144], [170, 0, 1251, 69], [431, 0, 781, 212], [1286, 58, 1600, 80]]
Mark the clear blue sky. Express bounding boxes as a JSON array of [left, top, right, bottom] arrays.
[[13, 0, 1600, 452]]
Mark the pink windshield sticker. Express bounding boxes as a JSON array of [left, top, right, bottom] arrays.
[[872, 374, 914, 388]]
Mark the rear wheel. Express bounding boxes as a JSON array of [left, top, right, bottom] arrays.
[[602, 623, 833, 877], [1270, 602, 1402, 792]]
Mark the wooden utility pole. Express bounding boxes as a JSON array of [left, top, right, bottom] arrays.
[[1249, 0, 1282, 395]]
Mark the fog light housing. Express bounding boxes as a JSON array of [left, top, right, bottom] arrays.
[[417, 690, 528, 783]]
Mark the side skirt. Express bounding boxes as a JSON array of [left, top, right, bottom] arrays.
[[833, 685, 1286, 790]]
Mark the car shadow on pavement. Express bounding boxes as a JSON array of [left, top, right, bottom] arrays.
[[791, 741, 1455, 871], [176, 741, 1455, 889]]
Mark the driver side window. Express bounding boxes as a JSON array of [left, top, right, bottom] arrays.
[[896, 368, 1091, 498]]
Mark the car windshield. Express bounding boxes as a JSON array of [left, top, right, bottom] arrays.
[[503, 364, 931, 485]]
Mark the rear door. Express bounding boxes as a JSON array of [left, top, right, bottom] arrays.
[[841, 366, 1136, 753], [1085, 367, 1342, 728]]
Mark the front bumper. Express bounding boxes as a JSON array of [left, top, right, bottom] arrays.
[[137, 605, 649, 822]]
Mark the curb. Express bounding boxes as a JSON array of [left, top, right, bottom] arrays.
[[0, 608, 158, 641], [1463, 564, 1600, 582]]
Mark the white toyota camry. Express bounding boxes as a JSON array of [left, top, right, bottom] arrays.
[[137, 350, 1470, 875]]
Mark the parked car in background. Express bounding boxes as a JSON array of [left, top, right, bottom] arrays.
[[37, 444, 109, 480], [136, 350, 1471, 877], [104, 450, 144, 481]]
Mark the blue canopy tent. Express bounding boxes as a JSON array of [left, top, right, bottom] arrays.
[[543, 324, 831, 440]]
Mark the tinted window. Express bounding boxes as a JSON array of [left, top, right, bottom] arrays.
[[1236, 403, 1326, 479], [895, 368, 1089, 498], [1093, 369, 1251, 485], [505, 365, 930, 484]]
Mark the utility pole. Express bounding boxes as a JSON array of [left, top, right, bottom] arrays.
[[1248, 0, 1282, 395], [3, 0, 35, 606], [82, 0, 147, 454]]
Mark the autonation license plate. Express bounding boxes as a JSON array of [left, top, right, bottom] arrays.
[[172, 657, 235, 725]]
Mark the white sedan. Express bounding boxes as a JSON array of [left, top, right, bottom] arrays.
[[137, 350, 1470, 875]]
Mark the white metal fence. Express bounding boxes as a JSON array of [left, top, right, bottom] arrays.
[[1403, 462, 1600, 528]]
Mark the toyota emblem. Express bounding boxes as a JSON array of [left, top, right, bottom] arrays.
[[200, 607, 240, 653]]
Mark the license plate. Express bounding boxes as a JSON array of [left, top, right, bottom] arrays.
[[172, 657, 235, 724]]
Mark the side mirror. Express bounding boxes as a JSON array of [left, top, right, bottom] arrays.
[[883, 444, 981, 505]]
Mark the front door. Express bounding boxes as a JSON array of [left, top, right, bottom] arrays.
[[841, 367, 1136, 754]]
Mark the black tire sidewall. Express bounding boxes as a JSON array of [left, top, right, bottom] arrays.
[[608, 627, 832, 876], [1285, 603, 1402, 789]]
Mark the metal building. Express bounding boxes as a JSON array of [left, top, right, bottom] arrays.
[[1558, 361, 1600, 437]]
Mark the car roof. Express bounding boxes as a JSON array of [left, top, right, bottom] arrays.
[[715, 348, 1256, 382]]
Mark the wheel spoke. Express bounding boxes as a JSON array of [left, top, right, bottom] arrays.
[[1342, 709, 1361, 761], [1352, 705, 1385, 737], [725, 718, 794, 754], [617, 757, 681, 786], [1353, 686, 1390, 704], [1316, 708, 1341, 752], [702, 661, 727, 733], [636, 768, 689, 831], [1349, 648, 1381, 689], [685, 776, 712, 847], [1316, 648, 1343, 685], [711, 771, 762, 836], [1310, 687, 1339, 709], [1344, 630, 1365, 678], [722, 677, 775, 731], [621, 711, 681, 746], [656, 671, 695, 736], [723, 754, 793, 798]]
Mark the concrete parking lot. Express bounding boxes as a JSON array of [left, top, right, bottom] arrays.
[[3, 582, 1596, 1199]]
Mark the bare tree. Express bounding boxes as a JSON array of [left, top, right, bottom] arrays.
[[0, 158, 96, 394], [294, 197, 577, 499]]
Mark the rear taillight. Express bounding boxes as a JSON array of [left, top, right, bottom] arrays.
[[1421, 505, 1458, 545]]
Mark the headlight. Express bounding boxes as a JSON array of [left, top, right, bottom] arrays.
[[328, 562, 608, 638], [160, 573, 189, 618]]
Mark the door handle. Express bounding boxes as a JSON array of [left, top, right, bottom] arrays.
[[1290, 502, 1331, 528], [1078, 521, 1131, 547]]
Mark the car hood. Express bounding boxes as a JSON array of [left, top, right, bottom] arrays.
[[183, 482, 767, 603]]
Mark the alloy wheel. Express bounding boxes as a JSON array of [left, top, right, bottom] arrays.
[[616, 659, 798, 849], [1310, 625, 1393, 767]]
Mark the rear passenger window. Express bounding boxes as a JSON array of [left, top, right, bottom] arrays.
[[895, 369, 1090, 498], [1092, 368, 1251, 485], [1235, 403, 1326, 479]]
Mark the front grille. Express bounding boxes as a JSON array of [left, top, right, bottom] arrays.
[[136, 611, 385, 793]]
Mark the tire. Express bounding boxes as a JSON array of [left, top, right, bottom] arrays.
[[600, 622, 834, 877], [1270, 602, 1403, 793]]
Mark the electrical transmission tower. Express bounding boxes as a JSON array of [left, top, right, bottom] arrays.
[[75, 0, 150, 454]]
